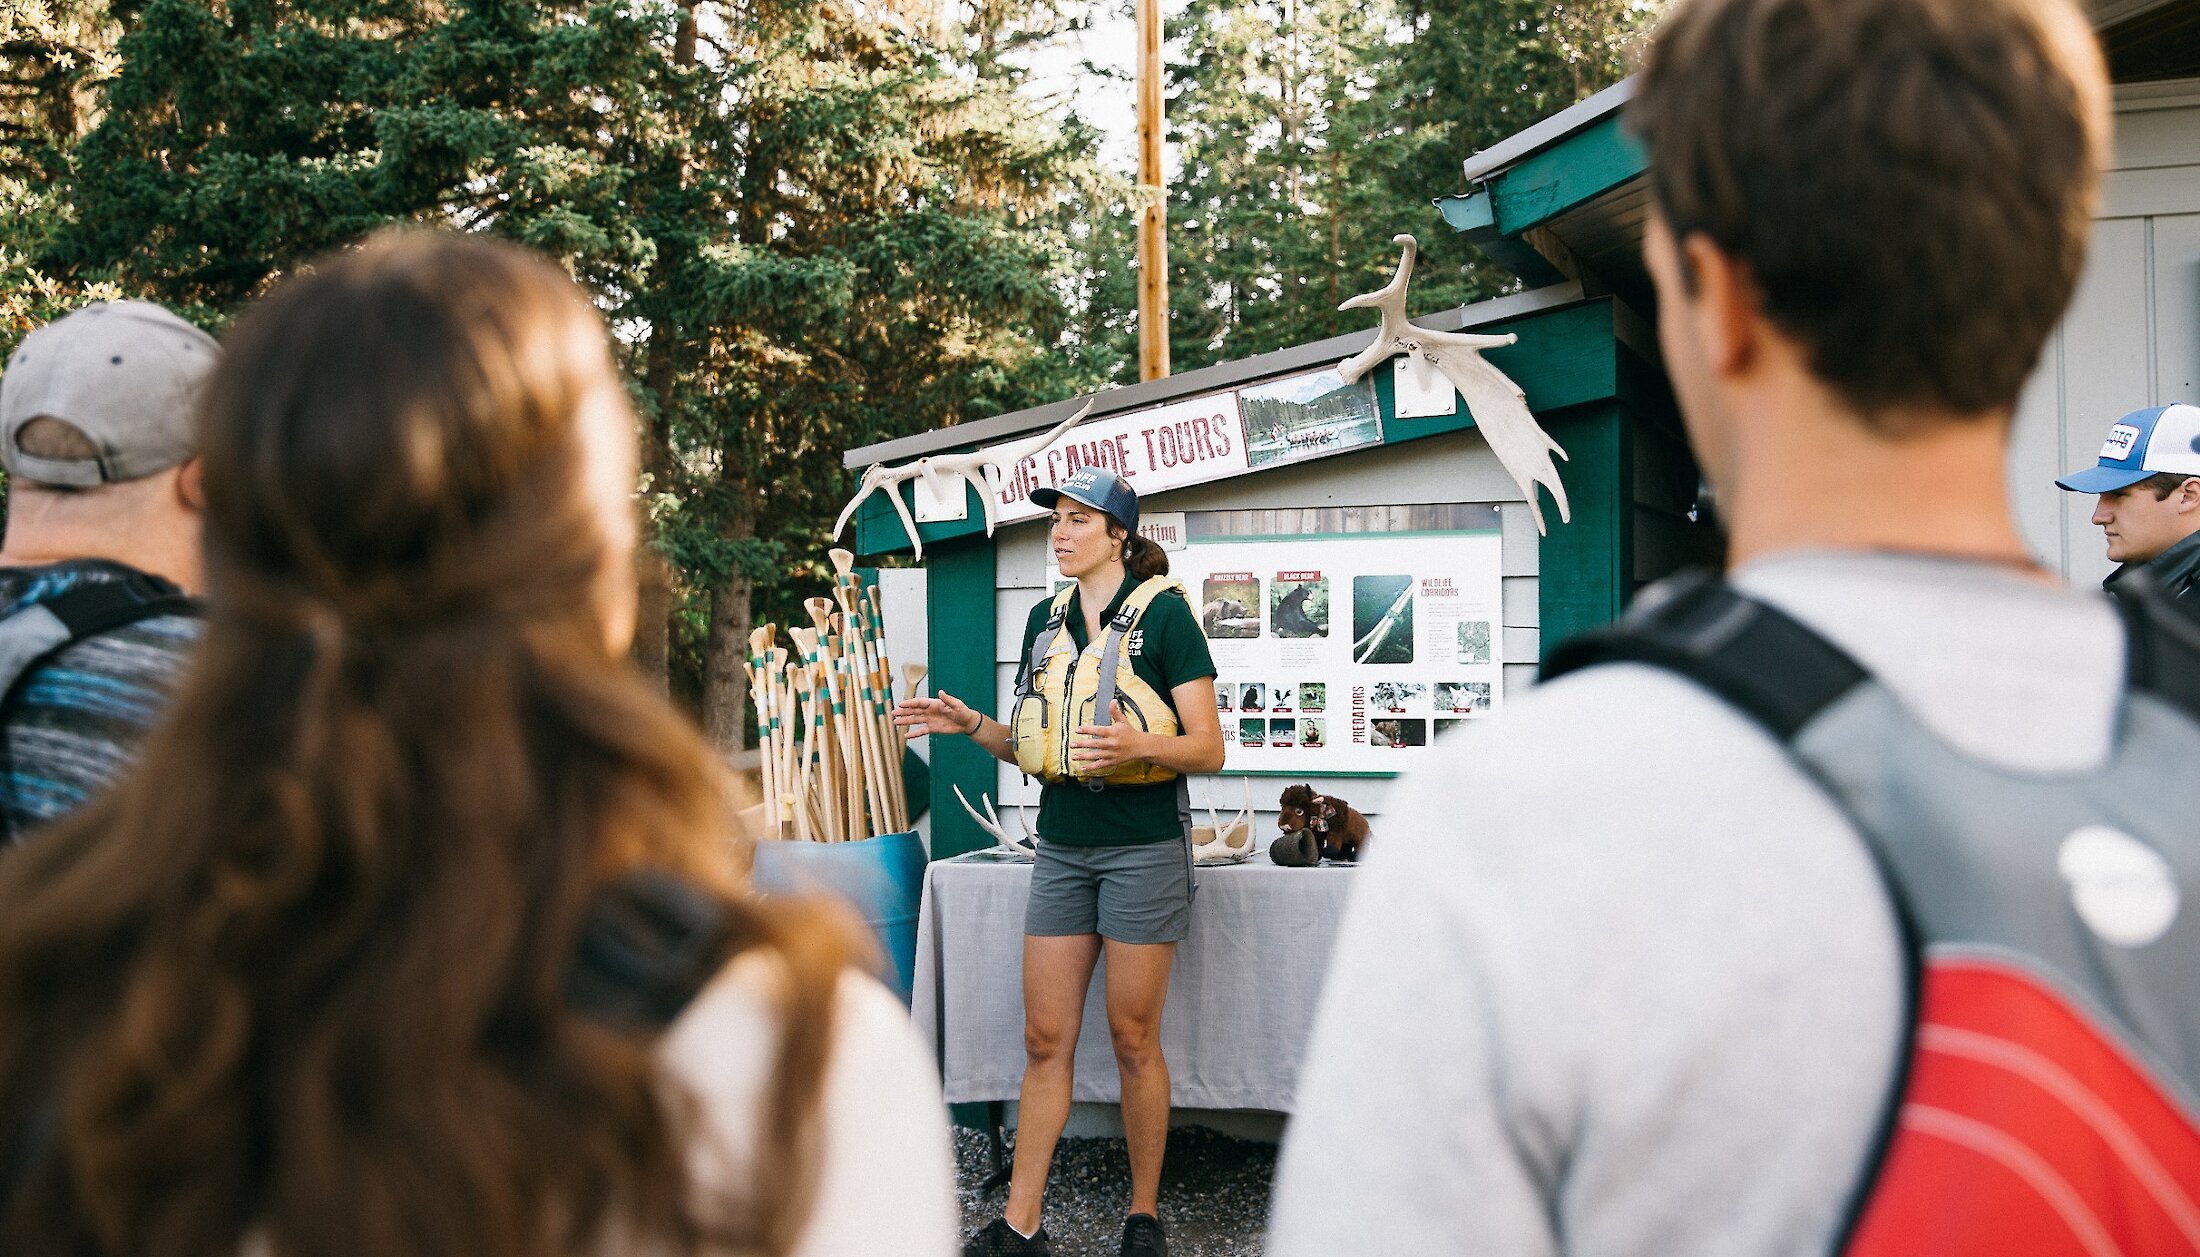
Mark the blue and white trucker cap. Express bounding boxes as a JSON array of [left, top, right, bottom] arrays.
[[2057, 404, 2200, 493], [1031, 466, 1139, 530]]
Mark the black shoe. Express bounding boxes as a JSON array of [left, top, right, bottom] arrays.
[[1120, 1212, 1168, 1257], [964, 1216, 1052, 1257]]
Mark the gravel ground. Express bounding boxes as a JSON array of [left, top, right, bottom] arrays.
[[953, 1126, 1277, 1256]]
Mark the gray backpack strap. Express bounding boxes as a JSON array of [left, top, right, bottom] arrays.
[[564, 869, 733, 1031], [1176, 776, 1197, 900], [1540, 568, 1867, 739], [0, 572, 199, 702]]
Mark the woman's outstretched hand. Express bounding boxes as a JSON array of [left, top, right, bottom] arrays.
[[894, 691, 979, 741]]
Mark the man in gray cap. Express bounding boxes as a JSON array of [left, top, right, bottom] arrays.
[[0, 300, 212, 844]]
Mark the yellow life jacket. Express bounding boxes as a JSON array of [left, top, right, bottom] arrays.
[[1011, 576, 1184, 787]]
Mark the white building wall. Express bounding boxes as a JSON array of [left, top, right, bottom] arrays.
[[2013, 78, 2200, 583]]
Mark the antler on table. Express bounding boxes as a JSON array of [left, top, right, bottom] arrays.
[[954, 784, 1035, 853]]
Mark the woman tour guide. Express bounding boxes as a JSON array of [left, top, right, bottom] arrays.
[[895, 467, 1224, 1257]]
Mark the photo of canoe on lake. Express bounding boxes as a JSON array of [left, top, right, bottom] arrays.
[[1239, 368, 1382, 469]]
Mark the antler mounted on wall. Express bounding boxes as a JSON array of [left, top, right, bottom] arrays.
[[833, 398, 1095, 561], [1337, 234, 1571, 533]]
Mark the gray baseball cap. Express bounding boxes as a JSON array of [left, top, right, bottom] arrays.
[[0, 300, 218, 486]]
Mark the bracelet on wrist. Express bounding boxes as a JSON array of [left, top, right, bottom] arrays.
[[964, 711, 985, 736]]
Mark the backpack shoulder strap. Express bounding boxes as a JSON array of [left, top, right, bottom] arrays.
[[564, 869, 734, 1031], [1540, 569, 1869, 742], [0, 569, 201, 841], [0, 568, 198, 680], [2113, 568, 2200, 725], [0, 568, 200, 716], [45, 568, 199, 637]]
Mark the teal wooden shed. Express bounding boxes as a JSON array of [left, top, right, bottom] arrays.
[[842, 75, 1722, 859]]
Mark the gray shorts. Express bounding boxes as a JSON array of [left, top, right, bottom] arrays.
[[1026, 838, 1192, 944]]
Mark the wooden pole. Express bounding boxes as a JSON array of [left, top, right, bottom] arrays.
[[1136, 0, 1169, 382], [789, 631, 837, 842], [827, 551, 907, 835], [779, 650, 808, 839], [746, 629, 777, 839], [861, 586, 907, 832], [807, 604, 865, 840]]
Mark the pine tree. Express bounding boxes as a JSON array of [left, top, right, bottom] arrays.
[[1160, 0, 1656, 371], [30, 0, 1104, 748], [1165, 0, 1408, 369], [1377, 0, 1656, 310], [0, 0, 127, 350], [637, 0, 1099, 745]]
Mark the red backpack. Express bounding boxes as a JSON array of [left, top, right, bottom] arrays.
[[1547, 571, 2200, 1255]]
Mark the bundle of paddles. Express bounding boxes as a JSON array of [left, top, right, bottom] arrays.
[[1270, 784, 1370, 866], [745, 549, 919, 842]]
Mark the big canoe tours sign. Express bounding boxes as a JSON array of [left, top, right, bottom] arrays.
[[984, 367, 1384, 528]]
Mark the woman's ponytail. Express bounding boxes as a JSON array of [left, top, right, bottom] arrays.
[[1123, 532, 1170, 580]]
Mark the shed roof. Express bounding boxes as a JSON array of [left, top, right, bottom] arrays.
[[1437, 3, 2200, 301], [842, 280, 1586, 468], [1457, 78, 1635, 187]]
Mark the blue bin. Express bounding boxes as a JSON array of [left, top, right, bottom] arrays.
[[750, 830, 926, 1005]]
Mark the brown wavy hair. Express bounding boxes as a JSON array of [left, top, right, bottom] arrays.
[[1631, 0, 2107, 427], [0, 231, 849, 1257]]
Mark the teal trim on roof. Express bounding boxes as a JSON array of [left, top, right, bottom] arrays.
[[1436, 190, 1496, 233], [1441, 109, 1650, 290], [1488, 115, 1646, 235]]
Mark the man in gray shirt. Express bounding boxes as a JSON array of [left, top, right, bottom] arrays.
[[1269, 0, 2120, 1253]]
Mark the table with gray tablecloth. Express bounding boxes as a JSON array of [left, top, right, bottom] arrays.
[[910, 851, 1356, 1113]]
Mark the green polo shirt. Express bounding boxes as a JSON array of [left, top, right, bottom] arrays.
[[1019, 573, 1218, 845]]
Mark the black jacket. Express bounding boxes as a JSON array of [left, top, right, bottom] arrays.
[[2105, 529, 2200, 602]]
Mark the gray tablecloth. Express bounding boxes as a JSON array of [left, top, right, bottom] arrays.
[[911, 852, 1355, 1112]]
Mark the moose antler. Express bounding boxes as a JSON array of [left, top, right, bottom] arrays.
[[833, 398, 1096, 561], [954, 784, 1035, 853], [1192, 778, 1259, 863], [1339, 234, 1570, 533]]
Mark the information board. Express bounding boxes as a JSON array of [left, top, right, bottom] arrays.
[[1050, 506, 1505, 774]]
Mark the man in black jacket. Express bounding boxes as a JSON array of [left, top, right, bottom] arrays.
[[2058, 403, 2200, 599]]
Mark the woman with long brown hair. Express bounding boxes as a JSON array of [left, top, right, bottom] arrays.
[[0, 230, 954, 1257]]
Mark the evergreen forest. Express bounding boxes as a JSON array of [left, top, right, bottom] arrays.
[[0, 0, 1654, 743]]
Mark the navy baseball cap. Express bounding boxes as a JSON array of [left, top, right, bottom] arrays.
[[1031, 466, 1139, 530], [2057, 404, 2200, 493]]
